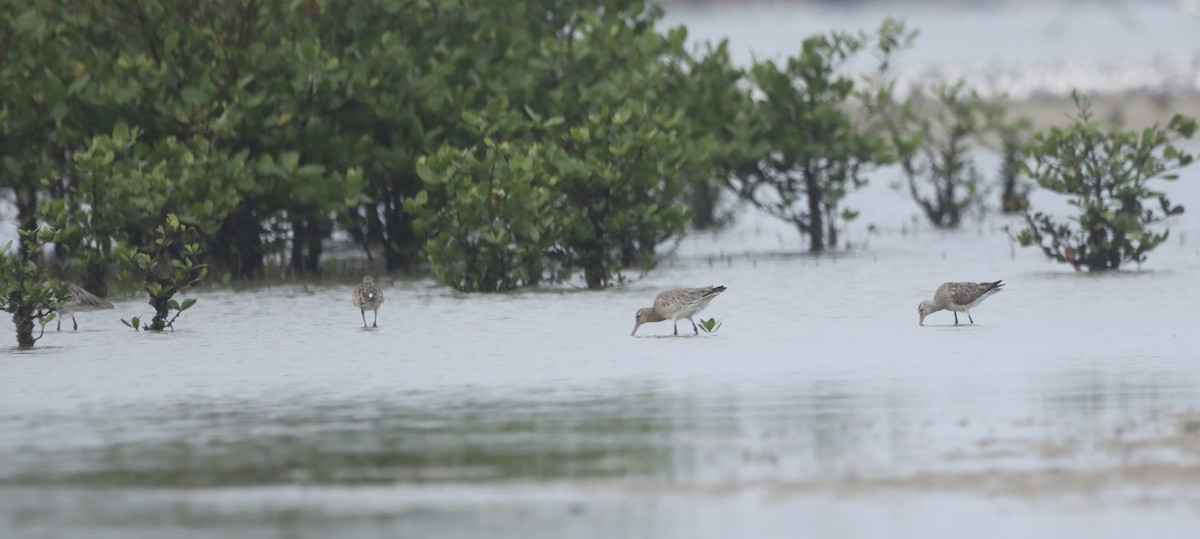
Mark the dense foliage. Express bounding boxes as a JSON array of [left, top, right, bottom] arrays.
[[406, 9, 708, 290], [1014, 93, 1196, 270], [726, 20, 910, 252], [1, 0, 740, 293]]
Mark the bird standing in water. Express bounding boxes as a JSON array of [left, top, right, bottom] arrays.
[[632, 286, 726, 336], [353, 276, 385, 328], [917, 280, 1004, 326], [59, 283, 115, 331]]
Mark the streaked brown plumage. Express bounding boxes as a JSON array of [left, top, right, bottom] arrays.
[[59, 283, 115, 331], [918, 280, 1004, 326], [353, 276, 384, 327], [632, 285, 726, 336]]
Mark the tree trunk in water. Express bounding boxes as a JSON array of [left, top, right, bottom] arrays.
[[362, 205, 382, 262], [826, 206, 838, 250], [12, 302, 36, 349], [290, 217, 306, 275], [381, 196, 403, 270], [83, 258, 108, 297], [343, 207, 373, 262], [584, 263, 605, 289], [999, 139, 1025, 214], [690, 177, 719, 230], [148, 294, 170, 331], [579, 237, 607, 290], [15, 185, 38, 258], [286, 217, 324, 275], [805, 172, 825, 253], [214, 200, 264, 278], [1084, 227, 1109, 270], [386, 200, 419, 271], [305, 218, 323, 273]]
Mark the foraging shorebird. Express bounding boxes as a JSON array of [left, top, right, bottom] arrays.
[[59, 283, 115, 331], [632, 285, 726, 336], [353, 276, 384, 327], [918, 280, 1004, 326]]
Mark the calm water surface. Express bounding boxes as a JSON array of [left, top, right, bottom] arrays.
[[3, 158, 1199, 538]]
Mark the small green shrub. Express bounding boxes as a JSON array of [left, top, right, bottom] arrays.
[[0, 230, 65, 348], [1013, 92, 1196, 270], [727, 19, 911, 251], [115, 214, 205, 331], [883, 81, 991, 228]]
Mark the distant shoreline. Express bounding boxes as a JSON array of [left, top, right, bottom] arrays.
[[1000, 90, 1200, 131]]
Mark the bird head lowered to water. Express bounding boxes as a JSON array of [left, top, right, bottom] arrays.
[[917, 300, 938, 326], [918, 280, 1003, 326], [632, 285, 726, 336], [631, 307, 667, 336]]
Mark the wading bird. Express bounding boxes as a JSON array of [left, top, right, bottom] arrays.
[[353, 276, 384, 328], [59, 283, 115, 331], [632, 286, 726, 336], [918, 280, 1004, 326]]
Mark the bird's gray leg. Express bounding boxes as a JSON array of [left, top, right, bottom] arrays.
[[690, 318, 698, 336], [953, 312, 959, 325], [361, 308, 368, 327], [673, 321, 679, 336], [72, 313, 78, 331], [57, 316, 62, 332], [372, 310, 378, 328], [967, 312, 974, 324]]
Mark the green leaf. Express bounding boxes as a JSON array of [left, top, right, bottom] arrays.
[[280, 151, 300, 170], [14, 9, 41, 32], [181, 86, 208, 105], [416, 158, 437, 183], [236, 74, 256, 90], [164, 31, 180, 55], [67, 75, 91, 95], [50, 103, 68, 123], [298, 164, 325, 177]]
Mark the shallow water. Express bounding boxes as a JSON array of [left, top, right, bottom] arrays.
[[3, 156, 1200, 538]]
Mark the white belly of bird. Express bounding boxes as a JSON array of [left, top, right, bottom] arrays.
[[359, 298, 382, 310]]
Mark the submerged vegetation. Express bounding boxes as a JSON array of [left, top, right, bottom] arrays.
[[0, 230, 64, 349], [1, 0, 1197, 345]]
